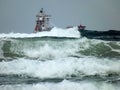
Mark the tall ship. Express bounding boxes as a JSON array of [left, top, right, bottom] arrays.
[[34, 8, 52, 32]]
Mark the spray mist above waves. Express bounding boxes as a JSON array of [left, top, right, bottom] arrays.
[[0, 27, 80, 38]]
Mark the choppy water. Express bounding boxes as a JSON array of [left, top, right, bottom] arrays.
[[0, 27, 120, 90]]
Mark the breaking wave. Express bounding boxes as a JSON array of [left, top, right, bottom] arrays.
[[0, 27, 120, 89], [0, 57, 120, 79], [0, 37, 120, 60], [0, 27, 80, 38], [0, 80, 120, 90]]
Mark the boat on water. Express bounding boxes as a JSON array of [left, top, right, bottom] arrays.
[[78, 25, 120, 40], [34, 8, 53, 32], [34, 8, 120, 40]]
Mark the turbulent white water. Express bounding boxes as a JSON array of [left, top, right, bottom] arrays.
[[0, 80, 119, 90], [0, 27, 120, 90], [0, 57, 120, 78], [0, 27, 80, 38]]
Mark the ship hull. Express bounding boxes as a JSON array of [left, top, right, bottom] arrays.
[[78, 29, 120, 41]]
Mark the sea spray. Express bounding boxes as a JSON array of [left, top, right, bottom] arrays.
[[0, 27, 120, 89]]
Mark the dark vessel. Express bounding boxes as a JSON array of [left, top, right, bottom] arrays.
[[34, 8, 53, 32], [78, 25, 120, 41]]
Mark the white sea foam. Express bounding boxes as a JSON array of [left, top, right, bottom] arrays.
[[0, 27, 120, 90], [0, 80, 119, 90], [0, 57, 120, 78], [104, 42, 120, 53], [23, 40, 80, 59], [7, 37, 105, 60], [0, 27, 80, 38]]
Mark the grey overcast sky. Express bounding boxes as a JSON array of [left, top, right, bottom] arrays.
[[0, 0, 120, 33]]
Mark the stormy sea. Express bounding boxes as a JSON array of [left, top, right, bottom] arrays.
[[0, 27, 120, 90]]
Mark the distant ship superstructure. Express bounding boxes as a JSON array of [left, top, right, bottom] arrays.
[[34, 8, 52, 32]]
